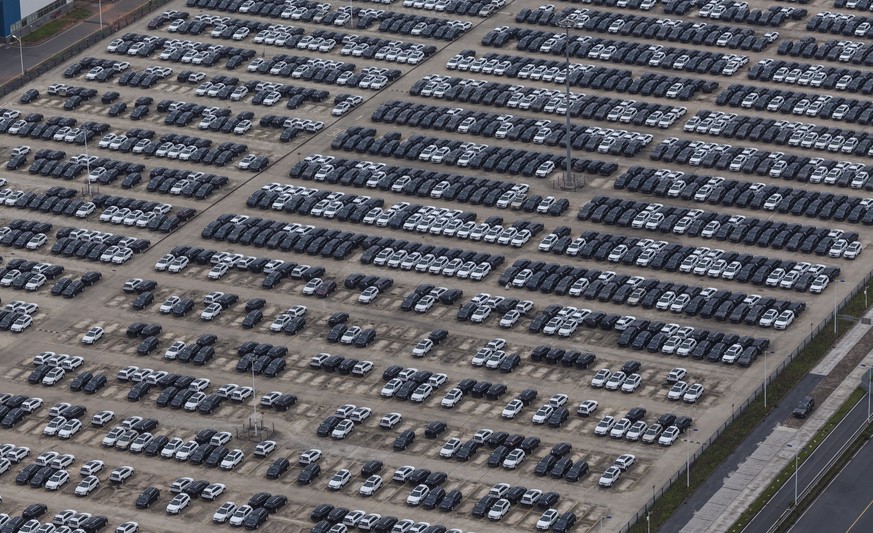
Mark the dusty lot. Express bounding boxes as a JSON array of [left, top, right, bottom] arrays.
[[0, 0, 867, 531]]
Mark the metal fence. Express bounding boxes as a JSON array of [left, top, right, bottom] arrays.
[[620, 268, 873, 532], [0, 0, 171, 99]]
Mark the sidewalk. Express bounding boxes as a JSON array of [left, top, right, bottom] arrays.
[[677, 309, 873, 533], [0, 0, 150, 85]]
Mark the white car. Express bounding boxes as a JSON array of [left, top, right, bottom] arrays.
[[621, 374, 642, 393], [599, 466, 621, 487], [166, 493, 191, 514], [683, 384, 705, 403], [91, 410, 115, 427], [75, 475, 100, 496], [379, 412, 402, 428], [615, 453, 636, 470], [328, 469, 352, 490], [441, 388, 463, 408], [154, 254, 174, 271], [220, 449, 244, 470], [45, 469, 70, 490], [332, 419, 355, 439], [213, 501, 237, 524], [502, 399, 524, 419], [299, 449, 322, 465], [202, 483, 226, 500], [359, 475, 383, 496], [168, 256, 189, 273], [82, 327, 104, 344], [10, 314, 32, 332], [488, 498, 511, 520], [58, 419, 82, 439], [201, 303, 223, 321], [406, 484, 430, 506], [610, 418, 632, 439], [668, 381, 689, 400], [536, 509, 559, 530], [594, 416, 616, 436], [229, 505, 253, 527], [253, 440, 277, 457], [591, 369, 612, 388], [502, 449, 526, 469], [577, 400, 598, 417], [440, 438, 462, 458], [412, 339, 433, 357], [626, 421, 648, 441], [659, 426, 680, 446], [531, 405, 555, 425]]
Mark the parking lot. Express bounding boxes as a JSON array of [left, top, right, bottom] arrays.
[[0, 0, 870, 531]]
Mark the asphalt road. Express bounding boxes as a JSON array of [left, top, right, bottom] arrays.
[[744, 391, 870, 533], [660, 373, 822, 532], [0, 0, 148, 85], [791, 435, 873, 533]]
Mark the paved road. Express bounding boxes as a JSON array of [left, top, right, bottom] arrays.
[[791, 435, 873, 533], [743, 391, 870, 533], [0, 0, 149, 85], [660, 373, 823, 531]]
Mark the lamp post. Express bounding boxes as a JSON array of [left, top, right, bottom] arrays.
[[251, 364, 259, 438], [84, 135, 92, 196], [787, 444, 801, 506], [834, 278, 846, 335], [865, 286, 868, 309], [862, 364, 872, 422], [557, 17, 576, 189], [10, 35, 24, 75], [764, 350, 774, 408], [99, 0, 104, 30], [685, 428, 699, 487], [598, 512, 611, 533]]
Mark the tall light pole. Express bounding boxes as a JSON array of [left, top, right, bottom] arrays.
[[10, 35, 24, 75], [787, 444, 801, 506], [685, 428, 699, 487], [557, 17, 576, 189], [84, 135, 92, 196], [99, 0, 104, 30], [863, 364, 872, 422], [764, 350, 774, 407], [251, 364, 259, 438], [834, 278, 845, 335]]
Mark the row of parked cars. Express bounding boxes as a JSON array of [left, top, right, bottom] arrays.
[[376, 100, 653, 160], [618, 166, 873, 227], [289, 154, 572, 217], [683, 110, 873, 158], [748, 58, 873, 94], [579, 195, 855, 262], [717, 83, 873, 126], [484, 25, 755, 77], [333, 127, 612, 179]]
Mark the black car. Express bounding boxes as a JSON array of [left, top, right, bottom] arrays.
[[424, 421, 447, 438], [471, 495, 498, 518], [263, 494, 288, 512], [564, 460, 589, 482], [393, 429, 415, 451], [243, 507, 269, 529], [793, 396, 815, 418], [135, 486, 160, 509], [297, 463, 321, 484], [266, 458, 290, 479], [438, 489, 463, 512]]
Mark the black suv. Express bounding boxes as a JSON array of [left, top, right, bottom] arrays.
[[793, 396, 815, 418]]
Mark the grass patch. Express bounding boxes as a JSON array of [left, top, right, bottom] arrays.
[[630, 277, 873, 533], [728, 388, 865, 531], [23, 7, 92, 44]]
